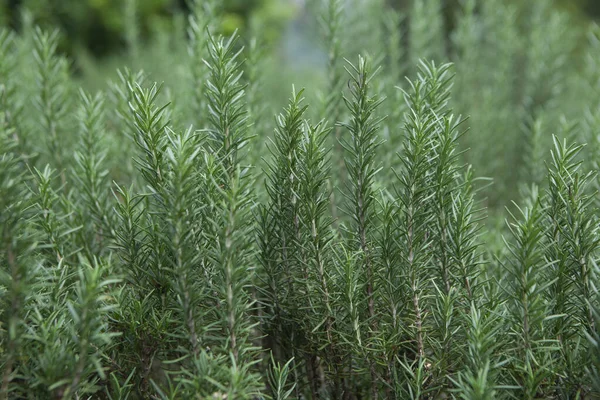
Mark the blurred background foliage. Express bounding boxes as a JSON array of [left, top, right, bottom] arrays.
[[0, 0, 294, 55], [1, 0, 598, 59]]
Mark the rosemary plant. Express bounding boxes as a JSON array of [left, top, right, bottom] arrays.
[[1, 3, 600, 398]]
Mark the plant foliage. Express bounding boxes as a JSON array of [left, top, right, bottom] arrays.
[[1, 1, 600, 398]]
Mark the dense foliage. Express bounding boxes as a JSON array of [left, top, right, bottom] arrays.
[[2, 0, 600, 398]]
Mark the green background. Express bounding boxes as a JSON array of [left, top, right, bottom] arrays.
[[1, 0, 598, 58]]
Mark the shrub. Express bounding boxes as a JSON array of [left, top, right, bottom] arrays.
[[1, 1, 600, 398]]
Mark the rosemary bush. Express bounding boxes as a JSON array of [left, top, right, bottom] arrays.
[[2, 0, 600, 398]]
